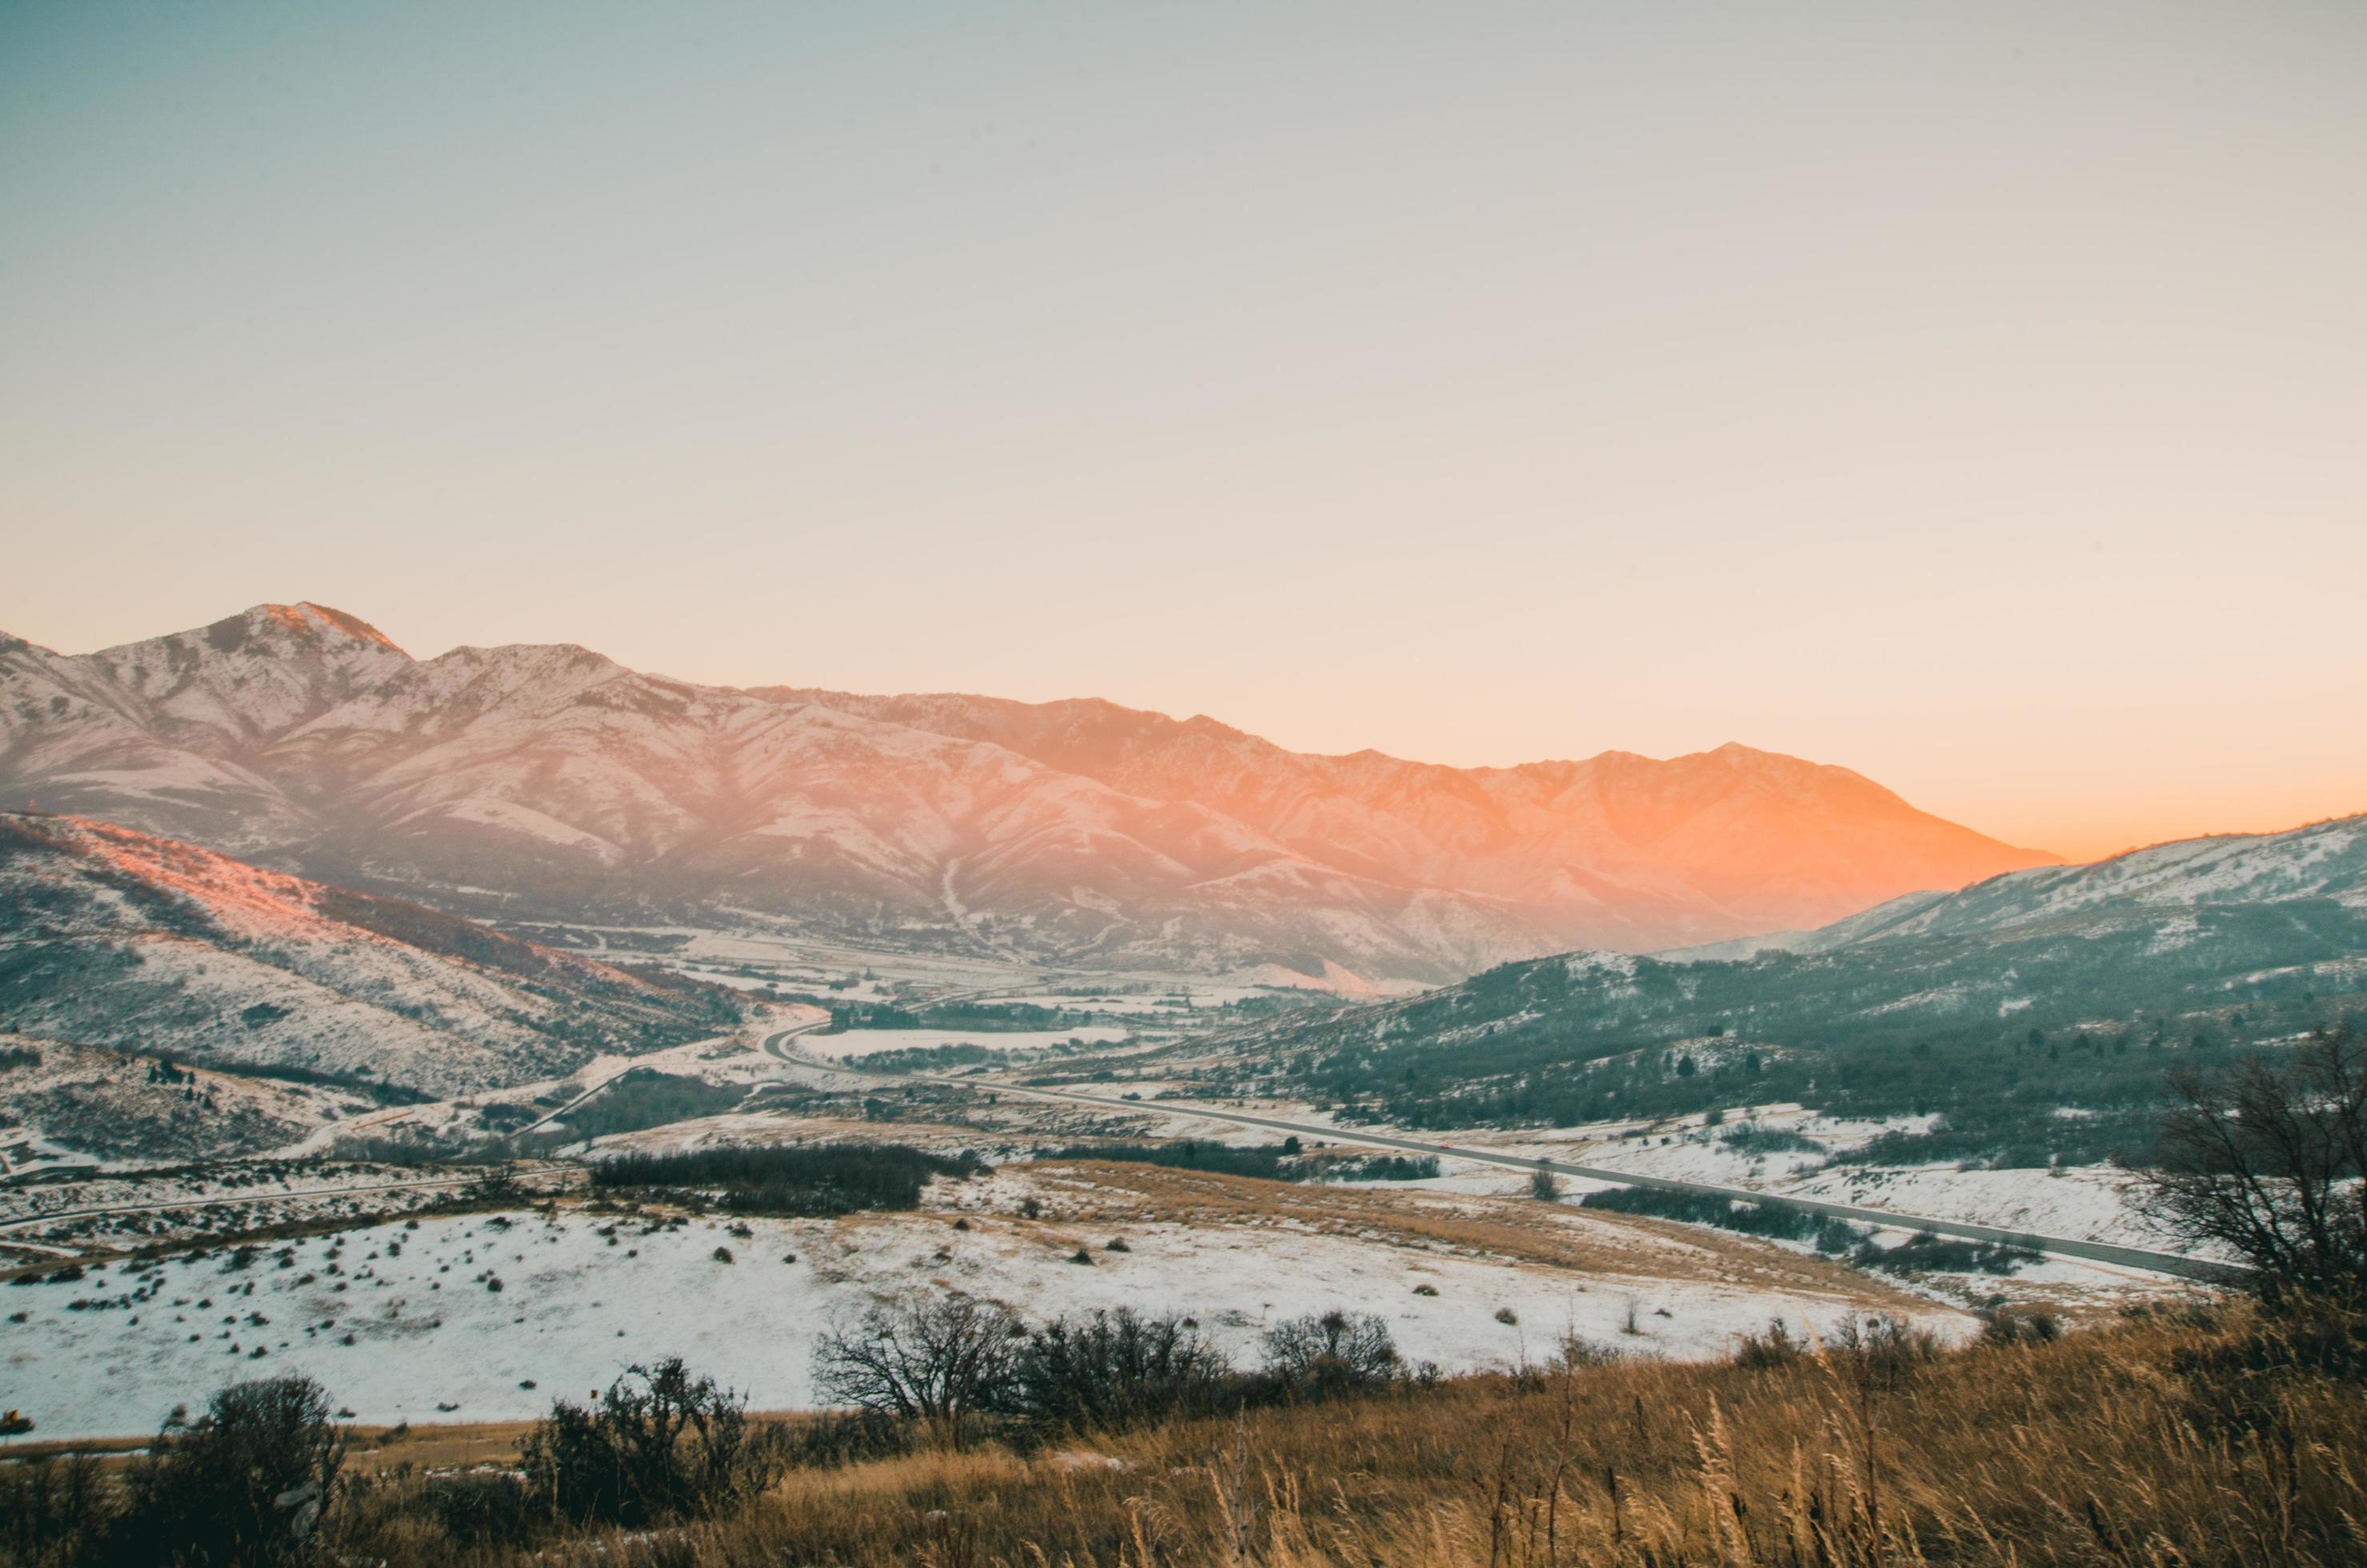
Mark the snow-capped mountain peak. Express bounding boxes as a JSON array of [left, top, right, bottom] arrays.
[[2, 604, 2064, 983]]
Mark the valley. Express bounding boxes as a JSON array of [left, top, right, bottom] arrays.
[[0, 610, 2350, 1482]]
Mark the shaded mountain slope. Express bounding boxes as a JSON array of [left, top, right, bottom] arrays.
[[1209, 815, 2367, 1153], [0, 813, 742, 1097]]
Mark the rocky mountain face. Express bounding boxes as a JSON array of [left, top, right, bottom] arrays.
[[761, 689, 2058, 946], [0, 812, 742, 1097], [1, 603, 2058, 983]]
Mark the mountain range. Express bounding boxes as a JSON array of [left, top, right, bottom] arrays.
[[0, 602, 2057, 983]]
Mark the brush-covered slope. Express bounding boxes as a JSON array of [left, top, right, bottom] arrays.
[[0, 814, 742, 1097], [2, 603, 2057, 982], [0, 1036, 358, 1165], [1215, 815, 2367, 1146]]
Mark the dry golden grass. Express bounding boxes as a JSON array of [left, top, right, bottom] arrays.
[[1022, 1159, 1935, 1305], [0, 1436, 146, 1466], [342, 1418, 542, 1476], [325, 1303, 2365, 1566]]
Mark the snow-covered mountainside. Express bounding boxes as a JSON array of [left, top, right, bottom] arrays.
[[0, 1036, 366, 1166], [0, 814, 742, 1097], [758, 690, 2057, 945], [1655, 816, 2366, 962], [1213, 814, 2367, 1152], [2, 603, 2056, 982], [1837, 815, 2366, 941]]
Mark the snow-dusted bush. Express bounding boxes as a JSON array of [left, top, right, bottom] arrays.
[[1977, 1304, 2064, 1347]]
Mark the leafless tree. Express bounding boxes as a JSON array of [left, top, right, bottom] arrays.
[[1260, 1309, 1401, 1394], [2145, 1026, 2367, 1300], [811, 1293, 1022, 1444]]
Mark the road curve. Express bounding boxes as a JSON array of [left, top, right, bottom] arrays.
[[758, 1017, 849, 1063]]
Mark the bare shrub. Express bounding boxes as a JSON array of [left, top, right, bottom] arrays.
[[0, 1453, 110, 1566], [787, 1408, 918, 1470], [1550, 1330, 1624, 1372], [1260, 1310, 1403, 1398], [1009, 1306, 1233, 1434], [2145, 1027, 2367, 1302], [123, 1373, 346, 1566], [811, 1293, 1023, 1445], [1977, 1305, 2064, 1347], [419, 1471, 539, 1549], [1734, 1317, 1809, 1370], [521, 1357, 782, 1527], [1829, 1313, 1943, 1388]]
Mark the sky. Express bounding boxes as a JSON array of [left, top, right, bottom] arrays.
[[2, 2, 2362, 863]]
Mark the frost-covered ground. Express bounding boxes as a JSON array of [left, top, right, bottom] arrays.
[[6, 1176, 1975, 1440], [1106, 1093, 2182, 1252], [0, 1161, 531, 1263], [1772, 1164, 2171, 1249], [0, 1162, 471, 1230]]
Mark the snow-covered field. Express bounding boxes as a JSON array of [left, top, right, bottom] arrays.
[[6, 1179, 1974, 1440], [1153, 1097, 2183, 1252], [1773, 1164, 2170, 1249]]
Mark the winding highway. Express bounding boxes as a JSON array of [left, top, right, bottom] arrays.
[[758, 1024, 2224, 1282]]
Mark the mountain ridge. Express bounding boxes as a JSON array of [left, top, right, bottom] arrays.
[[2, 602, 2060, 982], [1655, 813, 2367, 963]]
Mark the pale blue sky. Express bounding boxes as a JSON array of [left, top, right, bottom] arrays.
[[3, 2, 2363, 856]]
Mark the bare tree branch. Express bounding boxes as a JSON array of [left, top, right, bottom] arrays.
[[2145, 1027, 2366, 1300]]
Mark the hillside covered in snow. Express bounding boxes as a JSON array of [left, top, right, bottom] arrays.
[[0, 602, 2055, 984], [1210, 814, 2367, 1158], [0, 813, 742, 1099]]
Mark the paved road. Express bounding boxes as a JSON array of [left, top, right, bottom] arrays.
[[758, 1015, 855, 1067], [824, 1062, 2223, 1283], [503, 1028, 763, 1142], [506, 1068, 637, 1142]]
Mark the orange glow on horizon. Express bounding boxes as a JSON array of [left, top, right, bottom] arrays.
[[2, 5, 2359, 873]]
